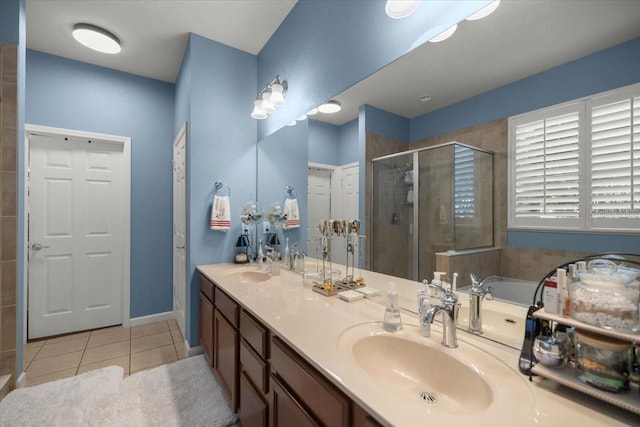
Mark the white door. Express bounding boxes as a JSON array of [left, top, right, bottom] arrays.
[[28, 134, 125, 339], [307, 167, 332, 257], [172, 125, 187, 339], [340, 164, 360, 266]]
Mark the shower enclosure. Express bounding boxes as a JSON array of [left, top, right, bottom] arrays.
[[370, 142, 494, 281]]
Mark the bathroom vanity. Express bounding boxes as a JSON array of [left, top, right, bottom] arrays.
[[197, 263, 638, 426]]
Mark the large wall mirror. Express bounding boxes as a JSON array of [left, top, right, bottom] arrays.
[[257, 1, 640, 349]]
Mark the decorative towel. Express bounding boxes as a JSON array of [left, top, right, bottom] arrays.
[[210, 195, 231, 231], [283, 198, 300, 229]]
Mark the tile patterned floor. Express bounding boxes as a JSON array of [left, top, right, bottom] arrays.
[[23, 320, 187, 387]]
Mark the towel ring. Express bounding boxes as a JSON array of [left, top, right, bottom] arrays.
[[214, 180, 231, 197], [285, 185, 297, 199]]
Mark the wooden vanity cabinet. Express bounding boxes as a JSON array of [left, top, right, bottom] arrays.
[[239, 309, 270, 427], [270, 336, 350, 427], [352, 404, 384, 427], [198, 276, 214, 366], [213, 286, 240, 413]]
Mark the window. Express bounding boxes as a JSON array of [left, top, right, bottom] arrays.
[[454, 144, 475, 219], [508, 82, 640, 232]]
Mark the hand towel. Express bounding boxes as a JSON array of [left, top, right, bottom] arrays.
[[210, 195, 231, 231], [283, 198, 300, 229]]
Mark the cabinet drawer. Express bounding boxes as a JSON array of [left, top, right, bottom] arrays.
[[215, 287, 239, 327], [271, 374, 320, 427], [240, 309, 269, 359], [271, 336, 349, 427], [199, 274, 214, 302], [241, 339, 268, 394], [239, 371, 268, 427]]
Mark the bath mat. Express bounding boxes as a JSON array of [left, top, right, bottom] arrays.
[[0, 355, 237, 427]]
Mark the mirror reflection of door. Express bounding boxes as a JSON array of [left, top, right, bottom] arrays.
[[307, 166, 332, 257]]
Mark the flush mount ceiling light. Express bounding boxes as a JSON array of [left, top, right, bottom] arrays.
[[385, 0, 420, 19], [466, 0, 500, 21], [250, 76, 288, 120], [317, 100, 342, 114], [429, 24, 457, 43], [72, 23, 121, 54]]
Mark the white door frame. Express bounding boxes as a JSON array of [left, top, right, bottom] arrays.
[[172, 122, 187, 341], [23, 124, 131, 342]]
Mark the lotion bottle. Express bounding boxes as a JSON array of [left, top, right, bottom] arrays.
[[383, 282, 403, 332]]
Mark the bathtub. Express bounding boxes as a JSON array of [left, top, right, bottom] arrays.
[[458, 277, 537, 307]]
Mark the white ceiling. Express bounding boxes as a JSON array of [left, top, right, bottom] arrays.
[[25, 1, 640, 126]]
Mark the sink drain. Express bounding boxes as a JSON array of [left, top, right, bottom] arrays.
[[418, 391, 439, 403]]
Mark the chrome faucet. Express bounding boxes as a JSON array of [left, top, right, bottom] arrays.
[[289, 244, 305, 272], [422, 282, 461, 348], [468, 274, 496, 334]]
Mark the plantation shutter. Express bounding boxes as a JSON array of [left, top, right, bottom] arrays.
[[454, 145, 475, 218], [512, 104, 581, 227], [590, 92, 640, 226]]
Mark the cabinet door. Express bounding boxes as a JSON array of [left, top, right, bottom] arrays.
[[214, 309, 239, 412], [240, 371, 268, 427], [199, 292, 213, 366], [352, 403, 384, 427], [270, 374, 319, 427]]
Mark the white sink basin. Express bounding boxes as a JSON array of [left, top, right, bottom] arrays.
[[337, 323, 533, 420], [224, 270, 270, 283]]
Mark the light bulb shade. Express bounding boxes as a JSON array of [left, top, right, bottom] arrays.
[[385, 0, 420, 19], [270, 83, 286, 107], [287, 121, 297, 127], [296, 114, 307, 122], [307, 108, 319, 116], [317, 100, 342, 114], [72, 23, 121, 54], [466, 0, 500, 21], [251, 99, 267, 119], [261, 92, 275, 114], [429, 24, 458, 43]]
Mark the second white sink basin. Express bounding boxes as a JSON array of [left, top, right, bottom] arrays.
[[224, 270, 270, 283], [337, 323, 533, 421]]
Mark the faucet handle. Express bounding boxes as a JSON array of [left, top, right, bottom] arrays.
[[470, 273, 480, 287]]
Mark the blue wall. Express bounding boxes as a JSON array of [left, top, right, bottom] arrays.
[[308, 120, 339, 166], [180, 34, 257, 346], [257, 0, 491, 139], [410, 37, 640, 142], [364, 105, 410, 142], [338, 119, 359, 165], [257, 122, 308, 251], [25, 50, 175, 318]]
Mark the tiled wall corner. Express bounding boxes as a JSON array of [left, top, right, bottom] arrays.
[[0, 41, 19, 393]]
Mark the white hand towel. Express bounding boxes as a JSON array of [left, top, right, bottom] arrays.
[[210, 195, 231, 231], [283, 198, 300, 230]]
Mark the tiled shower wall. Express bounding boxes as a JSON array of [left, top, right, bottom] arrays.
[[0, 41, 18, 397]]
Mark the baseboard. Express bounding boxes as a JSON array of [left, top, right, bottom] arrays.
[[129, 311, 174, 327], [187, 341, 203, 357]]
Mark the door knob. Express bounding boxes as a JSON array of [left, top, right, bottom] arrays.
[[31, 243, 51, 250]]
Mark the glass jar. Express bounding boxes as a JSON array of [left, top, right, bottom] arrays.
[[575, 330, 631, 392], [569, 267, 640, 332]]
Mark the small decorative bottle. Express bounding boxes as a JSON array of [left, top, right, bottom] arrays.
[[383, 282, 403, 332]]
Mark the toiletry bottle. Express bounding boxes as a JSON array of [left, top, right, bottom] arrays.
[[557, 268, 567, 316], [452, 272, 458, 292], [543, 277, 558, 314], [257, 240, 264, 268], [383, 282, 403, 332], [284, 238, 290, 267]]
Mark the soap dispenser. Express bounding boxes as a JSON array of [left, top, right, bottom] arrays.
[[383, 282, 403, 332]]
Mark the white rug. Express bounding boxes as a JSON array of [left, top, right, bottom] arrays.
[[0, 355, 237, 427]]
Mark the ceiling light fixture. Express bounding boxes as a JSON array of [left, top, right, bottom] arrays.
[[287, 121, 297, 127], [250, 76, 288, 120], [429, 24, 457, 43], [72, 23, 121, 54], [307, 108, 318, 116], [296, 114, 307, 122], [466, 0, 500, 21], [317, 100, 342, 114], [385, 0, 420, 19]]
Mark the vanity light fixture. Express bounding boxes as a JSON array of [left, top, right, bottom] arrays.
[[385, 0, 420, 19], [287, 121, 297, 126], [466, 0, 500, 21], [307, 108, 318, 116], [429, 24, 457, 43], [318, 100, 342, 114], [296, 114, 307, 122], [72, 23, 121, 54], [250, 75, 288, 120]]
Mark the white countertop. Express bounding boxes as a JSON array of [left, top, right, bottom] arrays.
[[197, 263, 639, 426]]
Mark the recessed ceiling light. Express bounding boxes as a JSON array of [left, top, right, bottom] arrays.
[[72, 23, 121, 54], [429, 24, 457, 43], [385, 0, 420, 19], [466, 0, 500, 21], [420, 95, 432, 102], [317, 100, 342, 114]]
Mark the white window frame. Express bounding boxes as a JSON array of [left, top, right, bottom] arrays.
[[508, 82, 640, 233]]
